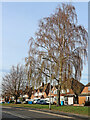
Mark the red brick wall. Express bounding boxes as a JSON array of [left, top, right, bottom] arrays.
[[79, 96, 86, 105]]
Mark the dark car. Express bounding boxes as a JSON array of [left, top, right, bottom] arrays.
[[33, 99, 40, 104], [41, 101, 49, 105], [16, 101, 22, 104], [36, 100, 49, 105], [36, 100, 42, 104], [36, 100, 44, 104]]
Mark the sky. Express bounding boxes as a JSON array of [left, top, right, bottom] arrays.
[[1, 2, 88, 85]]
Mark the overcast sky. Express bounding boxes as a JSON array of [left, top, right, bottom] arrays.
[[1, 2, 88, 85]]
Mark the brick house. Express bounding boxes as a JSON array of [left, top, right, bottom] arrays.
[[31, 83, 52, 100], [48, 78, 84, 105], [48, 86, 75, 105], [48, 86, 58, 103], [64, 88, 78, 105], [30, 79, 84, 105], [64, 79, 84, 105], [79, 83, 90, 105]]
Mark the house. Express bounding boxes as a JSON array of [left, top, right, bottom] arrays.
[[46, 86, 57, 103], [79, 83, 90, 105], [31, 83, 52, 100], [48, 78, 84, 105], [48, 86, 74, 105], [31, 89, 38, 99], [64, 88, 78, 105], [64, 79, 84, 105], [30, 79, 84, 105], [0, 96, 5, 103]]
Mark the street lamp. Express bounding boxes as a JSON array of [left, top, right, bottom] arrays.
[[49, 74, 51, 110], [42, 57, 53, 110]]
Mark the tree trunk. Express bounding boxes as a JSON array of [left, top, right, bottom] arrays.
[[57, 58, 62, 106], [76, 94, 78, 104], [57, 84, 61, 106], [15, 95, 18, 104]]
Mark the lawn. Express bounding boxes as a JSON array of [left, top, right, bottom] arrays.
[[0, 103, 89, 116]]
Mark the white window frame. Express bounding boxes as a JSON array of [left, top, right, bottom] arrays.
[[61, 89, 65, 93], [67, 89, 69, 93]]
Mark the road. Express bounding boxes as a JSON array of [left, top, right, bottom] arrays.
[[1, 106, 89, 120]]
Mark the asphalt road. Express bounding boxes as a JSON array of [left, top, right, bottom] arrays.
[[1, 106, 89, 120]]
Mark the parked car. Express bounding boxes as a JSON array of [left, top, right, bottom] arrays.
[[16, 101, 22, 104], [22, 101, 27, 104], [43, 99, 53, 105], [33, 99, 40, 104], [44, 98, 54, 105], [41, 100, 49, 105], [9, 100, 15, 103], [16, 99, 22, 104], [36, 100, 49, 105], [44, 100, 50, 104], [36, 100, 45, 104]]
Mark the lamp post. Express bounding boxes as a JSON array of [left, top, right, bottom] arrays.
[[42, 57, 53, 110], [49, 68, 51, 110]]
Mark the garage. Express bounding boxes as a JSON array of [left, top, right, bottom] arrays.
[[68, 97, 73, 105]]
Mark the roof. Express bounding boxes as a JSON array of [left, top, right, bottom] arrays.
[[53, 78, 84, 95], [39, 89, 43, 92], [45, 83, 53, 95], [79, 93, 90, 96], [81, 86, 90, 95], [86, 82, 90, 87], [55, 85, 58, 89], [66, 89, 75, 95], [32, 83, 53, 96], [31, 78, 84, 97], [71, 78, 85, 95]]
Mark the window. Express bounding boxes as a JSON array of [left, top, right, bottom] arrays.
[[67, 89, 69, 93], [39, 92, 42, 96], [65, 97, 68, 101], [61, 89, 65, 93], [88, 87, 90, 91], [34, 92, 38, 96], [60, 96, 64, 101], [54, 90, 57, 94], [54, 96, 57, 101], [86, 96, 90, 101], [55, 90, 57, 94]]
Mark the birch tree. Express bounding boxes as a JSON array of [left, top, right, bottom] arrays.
[[27, 4, 88, 106]]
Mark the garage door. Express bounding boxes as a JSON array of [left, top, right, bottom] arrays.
[[68, 97, 73, 105]]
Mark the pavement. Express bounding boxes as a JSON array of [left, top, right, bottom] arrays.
[[1, 106, 89, 120]]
